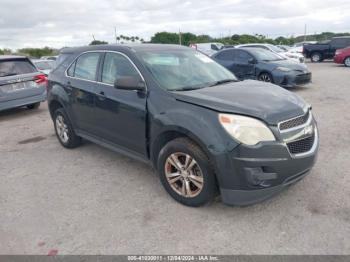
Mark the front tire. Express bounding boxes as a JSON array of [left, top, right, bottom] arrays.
[[344, 57, 350, 67], [53, 108, 81, 149], [258, 72, 273, 83], [311, 52, 322, 63], [27, 102, 40, 110], [157, 138, 217, 207]]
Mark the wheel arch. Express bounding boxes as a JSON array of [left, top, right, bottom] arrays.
[[150, 127, 213, 169]]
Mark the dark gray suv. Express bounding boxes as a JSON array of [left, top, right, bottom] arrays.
[[47, 44, 319, 207]]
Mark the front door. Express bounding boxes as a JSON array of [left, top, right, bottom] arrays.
[[92, 52, 147, 156]]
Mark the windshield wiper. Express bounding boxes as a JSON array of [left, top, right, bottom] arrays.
[[209, 79, 237, 87], [172, 86, 204, 92]]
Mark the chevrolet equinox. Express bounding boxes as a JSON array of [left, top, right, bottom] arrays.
[[47, 44, 319, 207]]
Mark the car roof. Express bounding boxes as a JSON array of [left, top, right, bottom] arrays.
[[0, 55, 28, 61], [60, 44, 190, 54]]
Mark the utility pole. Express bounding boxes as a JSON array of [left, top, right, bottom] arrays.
[[304, 24, 307, 42], [114, 27, 118, 44], [179, 29, 182, 45], [92, 34, 96, 41]]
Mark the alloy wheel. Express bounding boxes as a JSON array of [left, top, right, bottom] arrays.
[[164, 152, 204, 198], [55, 115, 69, 144], [345, 57, 350, 67], [259, 73, 272, 82], [312, 54, 321, 62]]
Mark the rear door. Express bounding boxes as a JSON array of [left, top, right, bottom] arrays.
[[234, 50, 256, 79], [65, 52, 102, 132], [92, 51, 147, 156], [0, 58, 44, 103]]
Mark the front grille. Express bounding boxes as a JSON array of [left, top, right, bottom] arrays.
[[295, 73, 311, 85], [287, 134, 315, 154], [279, 111, 309, 131]]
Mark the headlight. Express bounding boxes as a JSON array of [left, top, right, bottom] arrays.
[[276, 66, 292, 72], [218, 114, 275, 145]]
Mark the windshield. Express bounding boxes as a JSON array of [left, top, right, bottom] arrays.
[[267, 44, 285, 53], [137, 49, 237, 91], [248, 48, 286, 62]]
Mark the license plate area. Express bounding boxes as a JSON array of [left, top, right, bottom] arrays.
[[0, 81, 37, 93]]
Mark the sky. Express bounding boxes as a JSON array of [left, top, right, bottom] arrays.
[[0, 0, 349, 49]]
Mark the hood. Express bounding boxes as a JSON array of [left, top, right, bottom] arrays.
[[264, 59, 308, 71], [172, 80, 308, 125]]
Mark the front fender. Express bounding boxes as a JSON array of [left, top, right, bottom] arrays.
[[149, 101, 239, 166]]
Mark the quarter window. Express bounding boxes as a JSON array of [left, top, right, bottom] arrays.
[[73, 53, 100, 81], [102, 52, 140, 85]]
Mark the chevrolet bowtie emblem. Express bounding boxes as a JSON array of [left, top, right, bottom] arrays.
[[304, 125, 313, 136]]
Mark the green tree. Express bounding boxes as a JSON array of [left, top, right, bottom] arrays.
[[89, 40, 108, 45]]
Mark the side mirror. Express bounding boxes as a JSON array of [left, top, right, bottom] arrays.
[[248, 58, 256, 64], [114, 76, 146, 91]]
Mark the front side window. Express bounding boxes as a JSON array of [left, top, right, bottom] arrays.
[[73, 53, 100, 81], [137, 49, 236, 91], [102, 52, 140, 85], [236, 51, 253, 63]]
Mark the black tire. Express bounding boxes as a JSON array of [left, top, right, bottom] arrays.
[[310, 52, 323, 63], [27, 102, 40, 110], [258, 72, 273, 83], [157, 137, 217, 207], [53, 108, 81, 149], [344, 57, 350, 67]]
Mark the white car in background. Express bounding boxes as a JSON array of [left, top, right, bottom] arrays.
[[236, 43, 305, 63], [190, 42, 224, 56]]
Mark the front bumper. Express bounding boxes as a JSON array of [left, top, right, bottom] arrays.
[[215, 114, 319, 206], [273, 71, 312, 88], [334, 55, 344, 64]]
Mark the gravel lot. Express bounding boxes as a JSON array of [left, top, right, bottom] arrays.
[[0, 62, 349, 255]]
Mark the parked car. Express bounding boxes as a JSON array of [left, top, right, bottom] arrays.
[[235, 43, 305, 63], [212, 48, 311, 88], [32, 59, 56, 75], [303, 36, 350, 62], [48, 44, 318, 207], [41, 56, 58, 61], [190, 42, 224, 56], [334, 47, 350, 67], [0, 55, 47, 111]]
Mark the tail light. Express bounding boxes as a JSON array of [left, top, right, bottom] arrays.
[[35, 74, 48, 85]]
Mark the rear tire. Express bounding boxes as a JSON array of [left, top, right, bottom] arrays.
[[27, 102, 40, 110], [344, 57, 350, 67], [157, 138, 217, 207], [311, 52, 322, 63], [53, 108, 82, 149]]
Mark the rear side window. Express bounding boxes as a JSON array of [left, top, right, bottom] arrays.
[[101, 52, 140, 85], [72, 53, 100, 81], [215, 50, 233, 61], [0, 59, 37, 77]]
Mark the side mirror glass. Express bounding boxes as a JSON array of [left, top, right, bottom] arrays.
[[114, 76, 145, 91]]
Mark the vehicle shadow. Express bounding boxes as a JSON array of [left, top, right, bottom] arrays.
[[0, 106, 46, 122]]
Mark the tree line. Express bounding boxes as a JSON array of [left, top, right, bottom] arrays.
[[1, 31, 349, 58]]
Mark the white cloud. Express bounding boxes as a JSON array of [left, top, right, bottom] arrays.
[[0, 0, 349, 49]]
